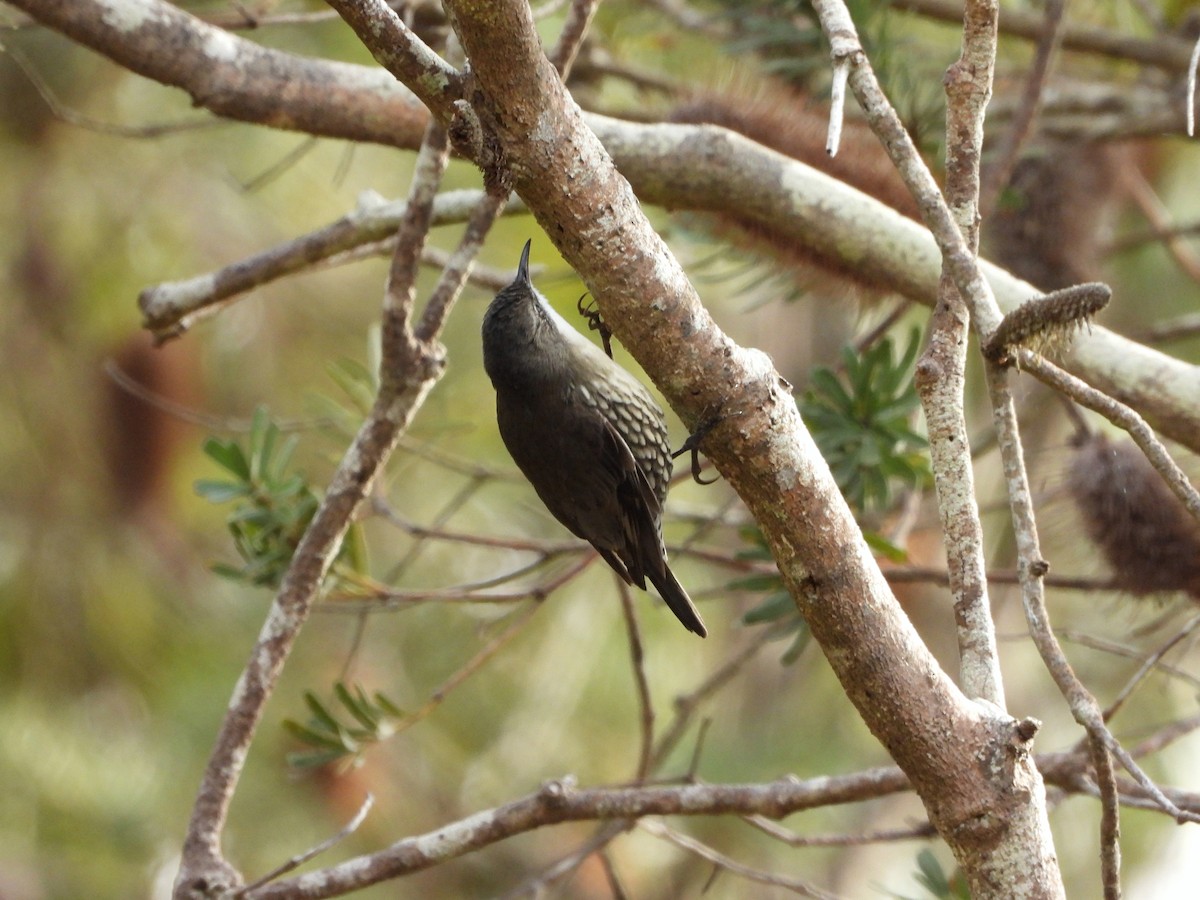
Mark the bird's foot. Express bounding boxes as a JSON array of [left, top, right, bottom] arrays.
[[672, 413, 725, 485], [576, 293, 614, 359]]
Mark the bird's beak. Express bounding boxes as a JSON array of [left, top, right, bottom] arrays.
[[517, 239, 532, 285]]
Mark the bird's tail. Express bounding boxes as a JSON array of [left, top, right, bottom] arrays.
[[648, 564, 708, 638]]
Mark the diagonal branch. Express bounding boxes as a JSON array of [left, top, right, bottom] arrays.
[[247, 773, 910, 899], [174, 121, 453, 898]]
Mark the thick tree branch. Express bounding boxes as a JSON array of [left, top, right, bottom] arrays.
[[812, 0, 1067, 894], [11, 0, 430, 143], [16, 0, 1200, 452], [336, 2, 1066, 897], [205, 747, 1200, 898]]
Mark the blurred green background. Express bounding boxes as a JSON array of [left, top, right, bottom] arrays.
[[3, 2, 1200, 898]]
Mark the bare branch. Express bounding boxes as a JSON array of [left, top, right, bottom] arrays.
[[323, 0, 461, 119], [138, 190, 523, 342], [174, 118, 454, 897], [617, 581, 656, 783], [743, 815, 936, 847], [9, 0, 431, 143], [1017, 352, 1200, 526], [979, 0, 1066, 218], [236, 794, 375, 895], [1189, 33, 1200, 135], [1088, 739, 1122, 900], [549, 0, 600, 77], [640, 819, 845, 899], [248, 773, 910, 898], [894, 0, 1199, 73]]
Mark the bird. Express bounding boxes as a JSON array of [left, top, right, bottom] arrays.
[[481, 239, 707, 637]]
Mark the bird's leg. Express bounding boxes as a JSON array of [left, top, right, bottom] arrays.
[[672, 413, 725, 485], [576, 293, 614, 359]]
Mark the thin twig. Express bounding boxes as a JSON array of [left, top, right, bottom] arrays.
[[175, 117, 454, 893], [392, 600, 543, 734], [597, 849, 630, 900], [1117, 164, 1200, 285], [1016, 351, 1200, 526], [1127, 712, 1200, 760], [415, 189, 510, 342], [6, 42, 220, 137], [911, 0, 1004, 707], [236, 794, 375, 895], [742, 814, 936, 846], [979, 0, 1066, 218], [549, 0, 599, 77], [1088, 739, 1122, 900], [1056, 630, 1200, 693], [885, 566, 1119, 591], [102, 358, 331, 433], [617, 580, 656, 783], [640, 820, 845, 899], [1100, 613, 1200, 723], [138, 190, 522, 342], [494, 821, 629, 899], [649, 626, 780, 770], [382, 474, 490, 581], [322, 554, 598, 610], [1188, 32, 1200, 136], [893, 0, 1198, 73]]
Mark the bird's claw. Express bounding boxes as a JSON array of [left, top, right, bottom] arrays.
[[672, 414, 723, 485], [577, 293, 614, 359]]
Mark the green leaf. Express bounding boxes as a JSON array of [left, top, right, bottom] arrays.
[[373, 692, 406, 719], [251, 415, 278, 484], [864, 531, 909, 563], [800, 331, 930, 514], [779, 624, 811, 665], [303, 691, 343, 733], [211, 562, 246, 581], [335, 683, 380, 732], [194, 479, 251, 503], [742, 591, 797, 624], [286, 748, 349, 770], [326, 357, 378, 414], [202, 437, 251, 480], [268, 434, 300, 485], [727, 573, 784, 593], [282, 719, 350, 752], [915, 849, 952, 896]]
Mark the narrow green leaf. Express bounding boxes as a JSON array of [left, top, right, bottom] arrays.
[[202, 438, 251, 481], [194, 479, 252, 503], [282, 719, 349, 752], [779, 624, 811, 665], [864, 531, 909, 563], [373, 692, 406, 719], [303, 692, 342, 733], [742, 591, 797, 624], [727, 573, 783, 593], [286, 749, 349, 770], [335, 683, 381, 732]]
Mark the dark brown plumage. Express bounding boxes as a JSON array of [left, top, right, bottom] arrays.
[[482, 240, 706, 637]]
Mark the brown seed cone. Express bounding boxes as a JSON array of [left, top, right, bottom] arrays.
[[1067, 433, 1200, 600]]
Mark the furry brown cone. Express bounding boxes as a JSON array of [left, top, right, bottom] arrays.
[[1067, 433, 1200, 600]]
